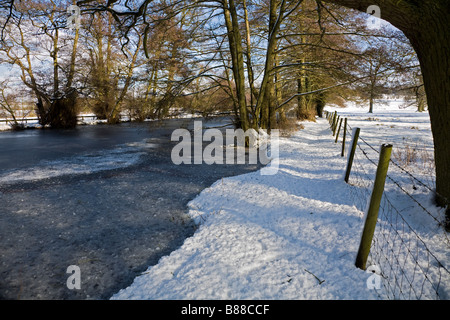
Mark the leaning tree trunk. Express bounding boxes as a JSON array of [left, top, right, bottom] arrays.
[[411, 12, 450, 208]]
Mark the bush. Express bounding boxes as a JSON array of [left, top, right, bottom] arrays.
[[275, 117, 304, 137], [296, 107, 317, 122]]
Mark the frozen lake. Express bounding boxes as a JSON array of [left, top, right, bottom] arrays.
[[0, 117, 261, 300]]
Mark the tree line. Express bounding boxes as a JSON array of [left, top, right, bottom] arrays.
[[0, 0, 421, 130]]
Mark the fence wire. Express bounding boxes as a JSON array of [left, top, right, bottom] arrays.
[[328, 113, 449, 300]]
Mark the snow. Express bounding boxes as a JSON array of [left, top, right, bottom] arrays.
[[111, 100, 449, 300]]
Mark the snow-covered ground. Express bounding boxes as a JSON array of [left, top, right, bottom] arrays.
[[112, 101, 449, 300], [325, 100, 436, 191]]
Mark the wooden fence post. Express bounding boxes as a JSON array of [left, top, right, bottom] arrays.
[[344, 127, 360, 183], [335, 118, 343, 143], [355, 144, 393, 270], [341, 118, 347, 157], [332, 112, 337, 131], [333, 116, 341, 137], [330, 111, 336, 129]]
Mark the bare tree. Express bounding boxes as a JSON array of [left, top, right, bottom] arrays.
[[82, 11, 142, 123], [0, 80, 25, 129], [0, 0, 80, 128]]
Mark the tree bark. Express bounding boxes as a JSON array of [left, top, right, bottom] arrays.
[[242, 0, 258, 110], [415, 85, 426, 112], [259, 0, 280, 130], [66, 27, 79, 89], [255, 0, 285, 130], [52, 28, 59, 96], [415, 19, 450, 208], [369, 74, 375, 113], [223, 0, 249, 131]]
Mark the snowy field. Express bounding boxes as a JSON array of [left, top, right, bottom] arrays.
[[112, 101, 449, 300], [326, 99, 436, 188]]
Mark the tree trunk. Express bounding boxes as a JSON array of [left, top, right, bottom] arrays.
[[66, 27, 79, 89], [223, 0, 249, 131], [48, 89, 78, 129], [295, 33, 312, 120], [413, 21, 450, 208], [369, 86, 374, 113], [315, 92, 325, 118], [297, 78, 305, 117], [265, 0, 280, 131], [255, 0, 284, 130], [415, 86, 426, 112], [242, 0, 258, 110], [52, 29, 59, 96], [275, 53, 284, 124], [110, 33, 142, 122]]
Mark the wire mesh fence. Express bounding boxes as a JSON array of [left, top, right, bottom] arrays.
[[326, 111, 449, 300]]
